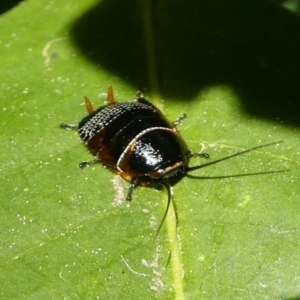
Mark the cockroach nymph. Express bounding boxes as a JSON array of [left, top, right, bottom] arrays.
[[60, 87, 281, 235]]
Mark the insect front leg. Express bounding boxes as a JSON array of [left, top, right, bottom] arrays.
[[188, 152, 210, 159], [78, 156, 100, 169], [172, 113, 187, 127], [126, 177, 138, 201]]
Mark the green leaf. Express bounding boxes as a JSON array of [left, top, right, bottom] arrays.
[[1, 0, 300, 299]]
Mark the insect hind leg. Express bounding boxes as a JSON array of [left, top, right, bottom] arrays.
[[60, 123, 78, 130]]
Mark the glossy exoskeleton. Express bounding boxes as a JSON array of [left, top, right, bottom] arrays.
[[60, 87, 281, 235]]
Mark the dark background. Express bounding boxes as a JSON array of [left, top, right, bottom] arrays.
[[70, 0, 300, 127], [0, 0, 22, 15]]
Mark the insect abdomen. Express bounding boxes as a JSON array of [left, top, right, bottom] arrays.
[[77, 100, 177, 173]]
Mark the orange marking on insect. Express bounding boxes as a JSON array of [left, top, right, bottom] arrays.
[[106, 86, 115, 105], [84, 96, 94, 115]]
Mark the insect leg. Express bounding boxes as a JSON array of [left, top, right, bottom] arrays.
[[188, 152, 210, 159], [136, 91, 145, 101], [172, 113, 187, 127], [126, 177, 138, 201], [78, 156, 100, 169], [60, 123, 78, 130]]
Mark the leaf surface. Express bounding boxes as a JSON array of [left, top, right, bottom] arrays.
[[0, 1, 300, 299]]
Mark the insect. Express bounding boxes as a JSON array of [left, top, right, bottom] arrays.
[[60, 87, 281, 234]]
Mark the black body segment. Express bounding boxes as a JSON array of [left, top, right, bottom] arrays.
[[77, 94, 190, 185], [121, 128, 189, 175], [78, 100, 167, 143]]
